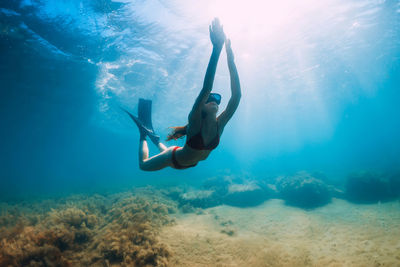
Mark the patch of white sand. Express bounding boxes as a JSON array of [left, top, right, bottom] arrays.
[[160, 198, 400, 266]]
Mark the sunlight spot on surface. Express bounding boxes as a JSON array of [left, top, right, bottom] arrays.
[[206, 0, 327, 41], [241, 53, 251, 60], [351, 21, 360, 28]]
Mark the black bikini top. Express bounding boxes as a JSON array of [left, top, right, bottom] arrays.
[[186, 125, 220, 151]]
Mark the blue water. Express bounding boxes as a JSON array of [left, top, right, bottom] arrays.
[[1, 0, 399, 200]]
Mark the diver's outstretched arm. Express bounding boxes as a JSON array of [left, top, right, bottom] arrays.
[[189, 18, 225, 124], [218, 39, 241, 129]]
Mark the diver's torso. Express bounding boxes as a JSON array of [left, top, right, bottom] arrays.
[[175, 119, 223, 165], [177, 145, 212, 165]]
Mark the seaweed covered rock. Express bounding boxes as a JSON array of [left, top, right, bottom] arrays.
[[202, 177, 231, 195], [222, 181, 269, 207], [163, 183, 223, 211], [168, 177, 275, 210], [276, 171, 331, 209], [0, 190, 174, 267], [92, 196, 173, 266], [45, 207, 97, 249], [178, 189, 222, 210], [345, 171, 400, 203], [0, 226, 70, 267], [96, 222, 170, 266], [0, 216, 82, 266]]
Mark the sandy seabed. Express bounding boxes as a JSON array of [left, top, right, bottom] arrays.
[[160, 199, 400, 267]]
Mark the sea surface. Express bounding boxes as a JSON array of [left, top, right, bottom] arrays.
[[1, 0, 399, 266]]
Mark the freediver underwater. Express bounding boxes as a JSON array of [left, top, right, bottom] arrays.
[[123, 18, 241, 171]]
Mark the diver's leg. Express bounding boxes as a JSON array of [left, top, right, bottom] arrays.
[[139, 138, 149, 162], [156, 142, 167, 152], [139, 146, 174, 171]]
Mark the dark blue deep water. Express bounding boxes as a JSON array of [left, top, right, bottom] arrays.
[[1, 0, 399, 200]]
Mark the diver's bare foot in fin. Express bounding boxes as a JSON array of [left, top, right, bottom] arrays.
[[121, 107, 160, 144], [137, 98, 160, 145], [146, 128, 160, 145]]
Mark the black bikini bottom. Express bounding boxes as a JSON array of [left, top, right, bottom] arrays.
[[172, 146, 197, 170]]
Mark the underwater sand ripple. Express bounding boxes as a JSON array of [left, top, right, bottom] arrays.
[[160, 199, 400, 267]]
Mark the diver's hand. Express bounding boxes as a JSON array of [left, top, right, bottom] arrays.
[[225, 38, 234, 62], [209, 18, 225, 50]]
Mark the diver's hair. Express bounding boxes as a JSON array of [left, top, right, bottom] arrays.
[[166, 111, 208, 141], [166, 125, 187, 141]]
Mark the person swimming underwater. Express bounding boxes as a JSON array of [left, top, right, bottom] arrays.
[[125, 18, 241, 171]]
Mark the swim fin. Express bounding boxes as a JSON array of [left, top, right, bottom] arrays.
[[121, 100, 160, 145], [138, 98, 154, 131], [137, 98, 160, 144]]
